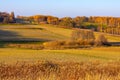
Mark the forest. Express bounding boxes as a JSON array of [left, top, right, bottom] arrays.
[[1, 11, 120, 35]]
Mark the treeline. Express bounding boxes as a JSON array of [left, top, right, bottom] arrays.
[[0, 12, 15, 23], [17, 15, 120, 35], [1, 11, 120, 35]]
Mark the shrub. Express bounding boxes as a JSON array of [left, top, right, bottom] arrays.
[[64, 40, 77, 46], [43, 41, 65, 49], [95, 34, 109, 46], [71, 29, 95, 41], [7, 43, 44, 50], [43, 40, 94, 50], [77, 39, 95, 46]]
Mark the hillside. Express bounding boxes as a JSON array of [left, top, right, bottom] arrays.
[[0, 24, 120, 42], [0, 24, 72, 41]]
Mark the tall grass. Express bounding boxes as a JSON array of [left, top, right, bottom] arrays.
[[0, 61, 120, 80]]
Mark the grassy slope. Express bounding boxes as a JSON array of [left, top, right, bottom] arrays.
[[0, 24, 120, 42], [0, 24, 72, 41], [95, 32, 120, 42], [0, 47, 120, 63]]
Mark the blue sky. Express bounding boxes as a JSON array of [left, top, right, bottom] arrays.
[[0, 0, 120, 17]]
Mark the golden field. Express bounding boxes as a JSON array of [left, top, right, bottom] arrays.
[[0, 24, 120, 80]]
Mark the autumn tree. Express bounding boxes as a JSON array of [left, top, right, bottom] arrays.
[[71, 29, 95, 41], [47, 16, 59, 25], [59, 17, 75, 28], [95, 34, 109, 46], [3, 17, 9, 23], [73, 16, 82, 27], [9, 12, 15, 23], [33, 15, 41, 24]]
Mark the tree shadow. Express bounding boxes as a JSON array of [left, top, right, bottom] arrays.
[[109, 42, 120, 46], [0, 29, 50, 47]]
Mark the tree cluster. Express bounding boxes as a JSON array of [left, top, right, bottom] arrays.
[[71, 29, 95, 40], [0, 12, 15, 23], [71, 29, 109, 46]]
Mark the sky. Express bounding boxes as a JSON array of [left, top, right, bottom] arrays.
[[0, 0, 120, 17]]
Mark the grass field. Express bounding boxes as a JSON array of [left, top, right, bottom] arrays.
[[0, 47, 119, 63], [0, 46, 120, 80], [95, 32, 120, 42], [0, 24, 120, 80], [0, 24, 120, 62], [0, 24, 72, 41], [0, 24, 120, 42]]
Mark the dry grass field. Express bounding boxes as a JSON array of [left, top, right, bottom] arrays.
[[0, 47, 120, 63], [0, 24, 120, 80], [1, 60, 120, 80], [0, 47, 120, 80]]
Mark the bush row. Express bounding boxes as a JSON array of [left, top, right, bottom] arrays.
[[43, 40, 94, 49], [7, 44, 44, 50], [7, 37, 110, 50]]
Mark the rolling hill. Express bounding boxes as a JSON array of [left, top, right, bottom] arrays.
[[0, 24, 120, 42]]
